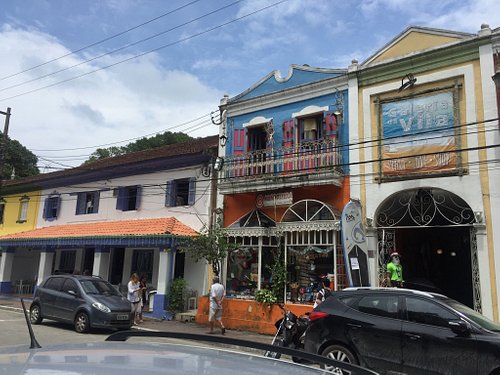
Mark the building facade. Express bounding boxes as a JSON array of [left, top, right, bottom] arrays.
[[349, 25, 500, 320], [0, 136, 218, 317]]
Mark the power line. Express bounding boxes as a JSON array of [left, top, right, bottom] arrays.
[[0, 0, 288, 103], [0, 0, 203, 82], [0, 0, 244, 93]]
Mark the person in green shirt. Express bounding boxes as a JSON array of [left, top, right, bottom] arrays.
[[386, 252, 404, 287]]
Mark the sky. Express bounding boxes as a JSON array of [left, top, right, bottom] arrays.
[[0, 0, 498, 172]]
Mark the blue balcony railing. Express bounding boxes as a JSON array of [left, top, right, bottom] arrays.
[[222, 139, 343, 179]]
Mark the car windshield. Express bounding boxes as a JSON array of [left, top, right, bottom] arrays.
[[80, 279, 121, 296], [442, 298, 500, 332]]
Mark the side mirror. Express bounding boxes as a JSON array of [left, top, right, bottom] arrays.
[[448, 320, 471, 335]]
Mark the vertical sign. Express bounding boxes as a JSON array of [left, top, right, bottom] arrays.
[[381, 91, 456, 176], [341, 199, 370, 287]]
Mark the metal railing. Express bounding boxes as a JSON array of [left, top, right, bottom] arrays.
[[222, 139, 343, 179]]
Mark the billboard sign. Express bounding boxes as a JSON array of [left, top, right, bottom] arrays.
[[381, 91, 456, 176]]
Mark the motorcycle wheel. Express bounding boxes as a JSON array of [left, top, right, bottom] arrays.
[[264, 336, 283, 359]]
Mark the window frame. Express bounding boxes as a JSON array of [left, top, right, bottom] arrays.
[[0, 198, 6, 224], [43, 194, 61, 221], [165, 178, 196, 207], [76, 191, 100, 215], [403, 296, 458, 328], [17, 195, 30, 223], [116, 185, 142, 211]]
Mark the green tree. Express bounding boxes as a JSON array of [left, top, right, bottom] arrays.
[[0, 133, 39, 180], [83, 131, 192, 165], [178, 217, 237, 276]]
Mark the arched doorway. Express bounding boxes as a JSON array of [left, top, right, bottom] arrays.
[[375, 188, 480, 311]]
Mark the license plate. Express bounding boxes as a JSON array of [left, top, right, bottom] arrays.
[[117, 314, 129, 320]]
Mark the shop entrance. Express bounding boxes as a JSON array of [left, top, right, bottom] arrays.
[[395, 226, 473, 307], [376, 187, 479, 311]]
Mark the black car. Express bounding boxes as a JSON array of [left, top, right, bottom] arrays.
[[304, 287, 500, 375], [30, 274, 133, 333]]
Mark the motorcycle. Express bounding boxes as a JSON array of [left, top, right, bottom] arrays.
[[264, 304, 309, 362]]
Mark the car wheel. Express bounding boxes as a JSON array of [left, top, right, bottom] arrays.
[[29, 304, 43, 324], [321, 344, 358, 374], [74, 312, 90, 333]]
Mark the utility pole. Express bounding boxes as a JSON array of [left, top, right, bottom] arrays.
[[0, 107, 12, 195]]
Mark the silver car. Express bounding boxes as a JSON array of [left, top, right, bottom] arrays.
[[30, 274, 133, 333]]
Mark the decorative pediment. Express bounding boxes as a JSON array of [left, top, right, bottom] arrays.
[[292, 105, 329, 118], [243, 116, 273, 128]]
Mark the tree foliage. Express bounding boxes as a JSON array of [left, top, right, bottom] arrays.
[[83, 131, 192, 165], [0, 132, 39, 180], [178, 217, 237, 277]]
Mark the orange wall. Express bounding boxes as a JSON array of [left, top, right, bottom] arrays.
[[223, 176, 350, 226], [196, 296, 313, 335]]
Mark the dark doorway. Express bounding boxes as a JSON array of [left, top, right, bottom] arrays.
[[83, 248, 94, 275], [110, 248, 125, 285], [396, 226, 473, 308], [174, 251, 185, 279]]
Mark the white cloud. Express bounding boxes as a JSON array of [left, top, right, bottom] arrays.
[[0, 26, 221, 168]]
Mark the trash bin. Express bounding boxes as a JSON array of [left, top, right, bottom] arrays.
[[148, 290, 157, 311]]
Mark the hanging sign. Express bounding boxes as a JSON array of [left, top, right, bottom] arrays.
[[256, 192, 293, 208], [341, 199, 370, 287]]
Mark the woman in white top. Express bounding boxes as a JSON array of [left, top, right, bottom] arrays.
[[127, 273, 143, 324]]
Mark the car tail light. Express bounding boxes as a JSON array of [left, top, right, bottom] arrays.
[[308, 311, 329, 322]]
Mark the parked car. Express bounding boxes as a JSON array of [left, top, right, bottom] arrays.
[[304, 287, 500, 375], [30, 274, 133, 333]]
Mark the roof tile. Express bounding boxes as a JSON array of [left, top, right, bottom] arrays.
[[0, 217, 198, 240]]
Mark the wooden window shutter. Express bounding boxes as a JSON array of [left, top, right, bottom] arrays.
[[42, 197, 50, 219], [165, 180, 175, 207], [76, 193, 86, 215], [233, 128, 245, 156], [324, 111, 337, 140], [116, 187, 126, 211], [282, 119, 295, 147], [134, 186, 142, 210], [188, 177, 196, 206], [93, 191, 100, 213], [55, 196, 61, 218]]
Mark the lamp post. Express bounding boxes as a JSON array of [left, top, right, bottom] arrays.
[[0, 107, 12, 193]]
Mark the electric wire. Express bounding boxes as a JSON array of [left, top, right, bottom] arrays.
[[0, 0, 204, 82], [0, 0, 288, 103]]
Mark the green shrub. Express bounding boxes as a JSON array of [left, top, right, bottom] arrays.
[[255, 288, 277, 305], [167, 277, 187, 313]]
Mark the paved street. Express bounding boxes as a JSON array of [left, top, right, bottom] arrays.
[[0, 296, 272, 351]]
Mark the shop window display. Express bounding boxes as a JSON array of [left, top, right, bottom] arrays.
[[286, 247, 334, 304], [226, 248, 258, 298]]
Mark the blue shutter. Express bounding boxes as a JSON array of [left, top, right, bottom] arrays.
[[42, 198, 49, 219], [93, 192, 100, 213], [165, 181, 174, 207], [188, 177, 196, 206], [134, 186, 142, 210], [76, 193, 86, 215], [54, 196, 61, 218], [116, 188, 126, 211]]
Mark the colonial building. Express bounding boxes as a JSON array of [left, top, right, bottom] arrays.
[[0, 136, 218, 317], [349, 25, 500, 320], [214, 64, 350, 312]]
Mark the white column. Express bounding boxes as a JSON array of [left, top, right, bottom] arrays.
[[0, 248, 15, 293], [93, 246, 110, 280], [37, 248, 55, 285], [151, 247, 172, 318], [366, 227, 379, 287], [475, 224, 493, 319]]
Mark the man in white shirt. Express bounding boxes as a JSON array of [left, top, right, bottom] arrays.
[[208, 275, 226, 334]]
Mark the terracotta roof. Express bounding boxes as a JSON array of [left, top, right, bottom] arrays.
[[0, 217, 198, 240], [3, 135, 218, 188]]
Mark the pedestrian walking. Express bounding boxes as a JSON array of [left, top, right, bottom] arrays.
[[127, 273, 143, 324], [313, 277, 332, 308], [208, 275, 225, 335]]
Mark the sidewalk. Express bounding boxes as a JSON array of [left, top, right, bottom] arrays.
[[0, 294, 273, 344]]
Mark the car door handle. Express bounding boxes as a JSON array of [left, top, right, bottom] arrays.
[[405, 333, 421, 340], [347, 323, 362, 329]]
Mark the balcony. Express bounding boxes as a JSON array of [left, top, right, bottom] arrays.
[[218, 139, 344, 194]]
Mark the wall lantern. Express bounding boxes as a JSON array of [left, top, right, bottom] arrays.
[[398, 73, 417, 92]]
